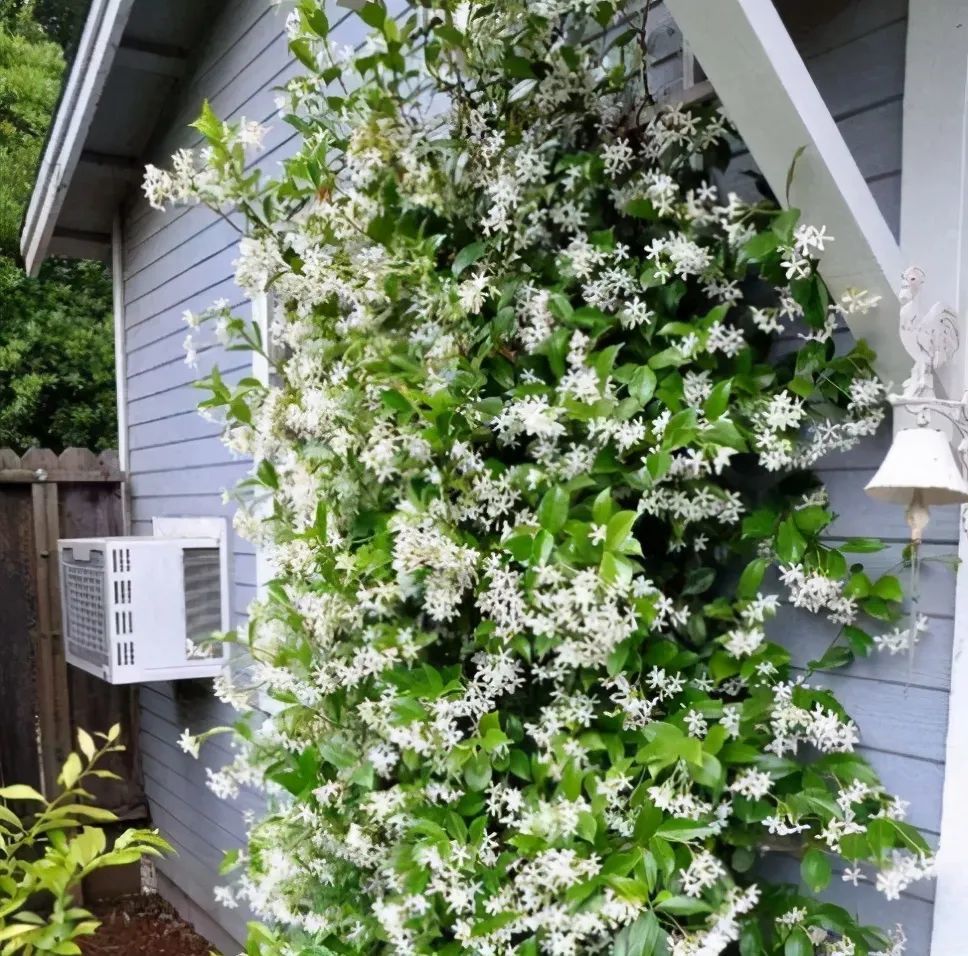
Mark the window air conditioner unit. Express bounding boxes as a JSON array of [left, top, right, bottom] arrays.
[[57, 518, 229, 684]]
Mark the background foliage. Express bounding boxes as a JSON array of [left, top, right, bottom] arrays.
[[0, 0, 114, 454]]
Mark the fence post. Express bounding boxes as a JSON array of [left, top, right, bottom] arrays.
[[30, 481, 72, 794]]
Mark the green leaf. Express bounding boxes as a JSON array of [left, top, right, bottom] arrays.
[[625, 198, 658, 220], [358, 2, 387, 28], [605, 511, 637, 549], [191, 100, 223, 143], [738, 558, 767, 599], [0, 785, 45, 802], [463, 752, 492, 791], [801, 848, 832, 892], [740, 231, 780, 263], [784, 927, 814, 956], [452, 241, 486, 276], [655, 819, 714, 842], [290, 38, 317, 72], [843, 625, 874, 657], [622, 911, 661, 956], [683, 567, 715, 596], [76, 729, 96, 762], [538, 486, 570, 534], [592, 489, 615, 525], [628, 366, 657, 404], [794, 505, 831, 534], [656, 895, 712, 916], [776, 517, 807, 563], [59, 753, 83, 789], [872, 575, 904, 602], [703, 379, 731, 420], [841, 537, 887, 553], [772, 207, 801, 244], [807, 645, 853, 671]]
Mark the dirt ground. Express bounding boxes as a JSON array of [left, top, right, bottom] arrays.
[[79, 894, 216, 956]]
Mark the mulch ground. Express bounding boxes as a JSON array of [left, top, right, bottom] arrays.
[[79, 894, 216, 956]]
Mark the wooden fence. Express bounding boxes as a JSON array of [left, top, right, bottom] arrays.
[[0, 448, 144, 816]]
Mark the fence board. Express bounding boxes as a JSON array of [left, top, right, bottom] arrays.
[[0, 486, 41, 790], [0, 450, 143, 815]]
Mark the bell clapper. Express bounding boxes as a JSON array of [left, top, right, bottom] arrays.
[[904, 490, 928, 690]]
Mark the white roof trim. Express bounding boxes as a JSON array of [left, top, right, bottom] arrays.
[[20, 0, 135, 276], [665, 0, 908, 387]]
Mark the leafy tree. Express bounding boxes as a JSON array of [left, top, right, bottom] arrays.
[[0, 0, 88, 49], [0, 26, 62, 254], [0, 257, 115, 451], [0, 8, 115, 454]]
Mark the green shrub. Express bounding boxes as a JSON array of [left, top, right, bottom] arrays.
[[0, 726, 170, 955]]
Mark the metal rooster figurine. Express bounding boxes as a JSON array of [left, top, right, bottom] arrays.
[[898, 265, 960, 400]]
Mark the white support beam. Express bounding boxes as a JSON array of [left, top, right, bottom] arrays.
[[114, 42, 187, 79], [665, 0, 907, 387], [904, 5, 968, 955]]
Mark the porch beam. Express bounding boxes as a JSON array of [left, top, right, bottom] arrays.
[[114, 39, 187, 78], [665, 0, 907, 387]]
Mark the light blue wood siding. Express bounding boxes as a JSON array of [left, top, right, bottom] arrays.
[[740, 1, 949, 946], [122, 0, 376, 945], [122, 0, 944, 950]]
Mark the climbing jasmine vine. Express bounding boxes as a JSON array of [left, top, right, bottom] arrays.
[[149, 0, 932, 953]]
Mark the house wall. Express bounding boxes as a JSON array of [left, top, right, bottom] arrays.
[[119, 0, 374, 947], [743, 2, 954, 950], [118, 0, 950, 950]]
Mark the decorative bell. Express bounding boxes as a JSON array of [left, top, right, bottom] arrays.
[[865, 426, 968, 541]]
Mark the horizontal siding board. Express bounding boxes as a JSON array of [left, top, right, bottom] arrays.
[[126, 217, 242, 306], [760, 853, 934, 953], [837, 97, 903, 182], [129, 411, 222, 451], [126, 278, 243, 349], [778, 0, 907, 60], [152, 810, 250, 944], [780, 612, 952, 691], [143, 752, 255, 844], [131, 436, 240, 475], [127, 313, 245, 376], [141, 684, 240, 747], [129, 460, 249, 497], [857, 746, 943, 835], [127, 333, 250, 401], [801, 20, 906, 119], [127, 362, 249, 425], [805, 672, 948, 761], [126, 240, 237, 316], [130, 492, 237, 518], [820, 468, 960, 544]]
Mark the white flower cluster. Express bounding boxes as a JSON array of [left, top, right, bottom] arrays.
[[145, 0, 933, 951]]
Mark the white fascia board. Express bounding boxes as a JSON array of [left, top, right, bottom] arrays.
[[20, 0, 135, 276], [906, 4, 968, 954], [111, 215, 129, 475], [665, 0, 908, 388]]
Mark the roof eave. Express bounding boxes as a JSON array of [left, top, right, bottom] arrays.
[[20, 0, 135, 276]]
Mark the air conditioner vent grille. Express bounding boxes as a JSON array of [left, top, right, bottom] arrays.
[[183, 548, 224, 658], [62, 548, 109, 666]]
